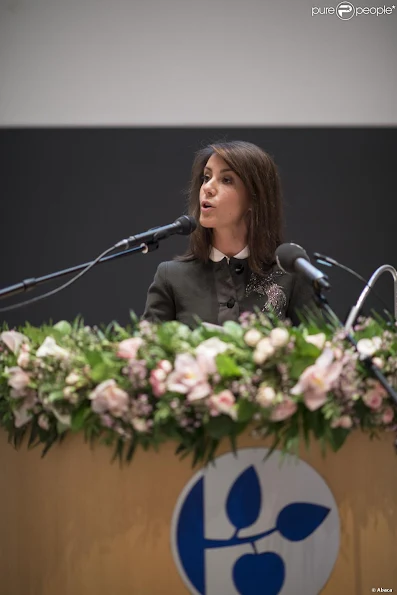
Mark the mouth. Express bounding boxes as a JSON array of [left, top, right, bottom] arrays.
[[201, 201, 215, 211]]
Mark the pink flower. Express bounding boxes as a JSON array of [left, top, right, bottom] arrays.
[[188, 382, 212, 402], [7, 366, 31, 392], [0, 330, 28, 354], [208, 390, 236, 419], [12, 390, 37, 428], [291, 348, 343, 411], [167, 353, 207, 394], [149, 360, 173, 397], [126, 359, 147, 386], [89, 379, 129, 417], [363, 391, 383, 410], [150, 367, 168, 397], [158, 359, 172, 374], [17, 345, 30, 368], [382, 407, 394, 424], [195, 338, 230, 375], [100, 414, 114, 428], [363, 380, 387, 410], [270, 397, 297, 422], [116, 337, 144, 360]]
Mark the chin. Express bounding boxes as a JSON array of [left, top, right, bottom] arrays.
[[199, 217, 215, 229]]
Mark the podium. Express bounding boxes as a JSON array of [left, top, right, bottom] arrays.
[[0, 429, 396, 595]]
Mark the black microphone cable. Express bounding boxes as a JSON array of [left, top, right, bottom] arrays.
[[313, 252, 394, 322], [0, 243, 122, 313]]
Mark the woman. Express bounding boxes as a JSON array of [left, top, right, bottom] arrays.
[[143, 140, 317, 328]]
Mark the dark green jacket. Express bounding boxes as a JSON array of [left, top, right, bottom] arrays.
[[143, 257, 319, 328]]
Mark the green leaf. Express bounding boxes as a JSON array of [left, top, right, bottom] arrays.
[[295, 335, 322, 358], [90, 362, 116, 383], [229, 433, 238, 455], [289, 357, 314, 381], [207, 415, 236, 439], [71, 406, 91, 432], [222, 321, 244, 341], [215, 354, 242, 378], [47, 390, 65, 403], [53, 320, 72, 335], [85, 349, 104, 368], [236, 399, 256, 423], [328, 427, 349, 451]]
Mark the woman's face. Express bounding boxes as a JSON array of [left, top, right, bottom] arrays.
[[199, 153, 251, 231]]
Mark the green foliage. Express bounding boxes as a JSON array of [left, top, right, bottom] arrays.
[[0, 313, 396, 466]]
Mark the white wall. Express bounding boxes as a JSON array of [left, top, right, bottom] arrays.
[[0, 0, 396, 126]]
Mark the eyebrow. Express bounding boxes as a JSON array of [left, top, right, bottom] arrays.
[[203, 166, 233, 173]]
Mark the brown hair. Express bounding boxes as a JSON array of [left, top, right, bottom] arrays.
[[177, 140, 284, 275]]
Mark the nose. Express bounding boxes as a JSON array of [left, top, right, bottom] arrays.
[[203, 180, 216, 196]]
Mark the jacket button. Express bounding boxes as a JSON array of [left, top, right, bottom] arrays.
[[226, 298, 235, 308]]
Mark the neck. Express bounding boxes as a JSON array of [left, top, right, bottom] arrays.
[[212, 227, 248, 258]]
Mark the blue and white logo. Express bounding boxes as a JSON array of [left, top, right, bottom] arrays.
[[171, 448, 340, 595]]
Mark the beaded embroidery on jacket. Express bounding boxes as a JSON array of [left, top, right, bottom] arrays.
[[245, 270, 287, 317]]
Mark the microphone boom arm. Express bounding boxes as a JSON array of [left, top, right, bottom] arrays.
[[344, 265, 397, 333]]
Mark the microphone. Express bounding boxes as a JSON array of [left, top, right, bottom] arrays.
[[115, 215, 197, 249], [275, 243, 331, 291]]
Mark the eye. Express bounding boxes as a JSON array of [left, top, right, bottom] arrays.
[[202, 173, 211, 183], [222, 176, 233, 184]]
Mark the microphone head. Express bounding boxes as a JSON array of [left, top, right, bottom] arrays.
[[175, 215, 197, 235], [275, 243, 310, 273]]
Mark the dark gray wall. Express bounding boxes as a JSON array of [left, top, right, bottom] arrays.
[[0, 127, 396, 328]]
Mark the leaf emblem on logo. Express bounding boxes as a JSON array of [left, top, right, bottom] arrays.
[[276, 502, 331, 541], [226, 465, 262, 531]]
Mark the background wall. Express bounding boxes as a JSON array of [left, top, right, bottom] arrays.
[[0, 0, 396, 126], [0, 127, 395, 328], [0, 0, 396, 329]]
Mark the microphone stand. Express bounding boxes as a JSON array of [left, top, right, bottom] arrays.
[[0, 241, 159, 301], [344, 265, 397, 334], [312, 284, 397, 407]]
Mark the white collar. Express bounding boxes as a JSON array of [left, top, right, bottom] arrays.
[[209, 245, 250, 263]]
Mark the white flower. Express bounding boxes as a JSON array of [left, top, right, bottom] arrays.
[[356, 337, 381, 358], [195, 337, 229, 358], [256, 385, 276, 407], [132, 418, 149, 433], [372, 357, 383, 369], [36, 337, 70, 360], [65, 372, 80, 385], [256, 338, 275, 356], [253, 338, 275, 364], [305, 333, 326, 350], [244, 329, 262, 347], [269, 328, 289, 348]]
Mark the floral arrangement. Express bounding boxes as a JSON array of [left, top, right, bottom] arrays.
[[0, 311, 396, 465]]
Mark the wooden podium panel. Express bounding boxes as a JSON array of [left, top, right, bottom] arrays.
[[0, 430, 396, 595]]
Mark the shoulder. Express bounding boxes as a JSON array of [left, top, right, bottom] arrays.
[[155, 258, 207, 281], [156, 258, 199, 271]]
